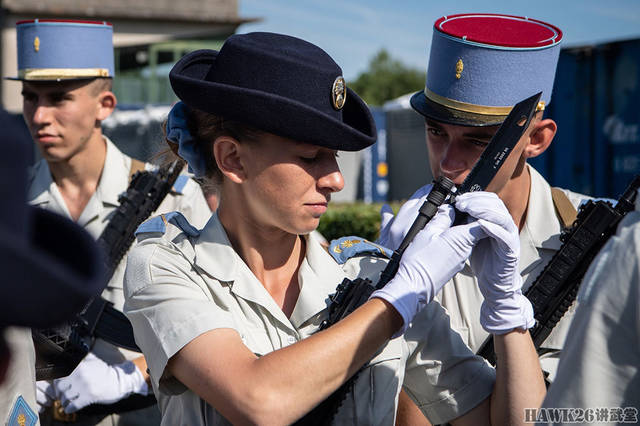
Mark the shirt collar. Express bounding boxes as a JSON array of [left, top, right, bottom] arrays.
[[27, 136, 127, 210], [27, 160, 55, 208], [521, 164, 563, 250], [97, 136, 131, 207], [193, 215, 346, 330]]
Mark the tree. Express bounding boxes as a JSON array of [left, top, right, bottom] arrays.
[[349, 49, 425, 106]]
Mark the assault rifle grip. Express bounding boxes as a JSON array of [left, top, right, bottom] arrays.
[[477, 175, 640, 365]]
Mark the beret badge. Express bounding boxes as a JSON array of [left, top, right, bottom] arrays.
[[332, 76, 346, 110], [33, 36, 40, 52]]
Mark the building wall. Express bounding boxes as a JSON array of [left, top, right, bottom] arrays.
[[1, 16, 238, 111], [1, 0, 239, 22], [531, 38, 640, 198]]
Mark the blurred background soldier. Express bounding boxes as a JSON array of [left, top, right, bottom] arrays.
[[8, 19, 211, 424], [0, 105, 104, 426]]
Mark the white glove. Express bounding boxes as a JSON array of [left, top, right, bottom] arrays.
[[455, 192, 535, 334], [53, 352, 148, 414], [378, 183, 433, 250], [36, 380, 56, 413], [371, 204, 485, 335]]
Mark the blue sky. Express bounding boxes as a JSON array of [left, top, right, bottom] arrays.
[[237, 0, 640, 80]]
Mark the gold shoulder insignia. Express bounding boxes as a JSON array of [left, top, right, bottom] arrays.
[[340, 239, 361, 249]]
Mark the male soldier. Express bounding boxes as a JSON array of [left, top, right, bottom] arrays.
[[380, 14, 591, 384], [10, 19, 211, 424]]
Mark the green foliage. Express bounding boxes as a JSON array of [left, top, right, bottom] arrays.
[[349, 49, 425, 106], [317, 202, 402, 243]]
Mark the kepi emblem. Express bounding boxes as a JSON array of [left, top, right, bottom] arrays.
[[331, 76, 346, 110], [33, 36, 40, 52], [455, 59, 463, 79]]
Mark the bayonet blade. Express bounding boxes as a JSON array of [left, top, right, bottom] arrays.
[[457, 91, 542, 194]]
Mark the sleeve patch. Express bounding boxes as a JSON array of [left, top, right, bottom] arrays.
[[328, 236, 393, 264], [7, 395, 37, 426]]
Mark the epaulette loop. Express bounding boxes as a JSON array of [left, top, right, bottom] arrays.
[[328, 236, 393, 265], [135, 211, 200, 237]]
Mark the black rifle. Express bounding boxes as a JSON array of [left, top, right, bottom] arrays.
[[33, 159, 184, 381], [294, 92, 542, 425], [477, 174, 640, 365]]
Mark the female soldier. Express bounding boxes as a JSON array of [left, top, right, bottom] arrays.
[[122, 32, 545, 425]]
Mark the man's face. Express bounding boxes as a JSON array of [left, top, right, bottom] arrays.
[[22, 80, 106, 163], [424, 118, 532, 197]]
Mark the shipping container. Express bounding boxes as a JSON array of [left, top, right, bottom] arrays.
[[382, 95, 433, 201], [534, 38, 640, 198]]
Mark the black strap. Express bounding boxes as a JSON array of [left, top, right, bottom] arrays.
[[87, 299, 140, 352]]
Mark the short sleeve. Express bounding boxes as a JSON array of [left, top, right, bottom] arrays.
[[124, 236, 236, 393], [403, 302, 495, 425]]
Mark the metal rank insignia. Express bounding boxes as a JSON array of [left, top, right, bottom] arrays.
[[33, 36, 40, 52], [52, 400, 77, 422], [332, 238, 362, 254], [331, 76, 346, 110]]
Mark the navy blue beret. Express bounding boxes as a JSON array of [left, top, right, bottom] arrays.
[[169, 32, 376, 151]]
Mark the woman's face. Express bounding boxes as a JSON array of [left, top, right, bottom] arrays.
[[238, 133, 344, 235]]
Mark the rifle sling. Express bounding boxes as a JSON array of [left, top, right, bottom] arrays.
[[86, 298, 141, 351], [129, 158, 146, 181], [551, 187, 578, 228]]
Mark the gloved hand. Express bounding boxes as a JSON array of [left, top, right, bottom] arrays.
[[455, 192, 535, 334], [36, 380, 56, 413], [53, 352, 148, 414], [371, 204, 485, 335], [378, 183, 433, 250]]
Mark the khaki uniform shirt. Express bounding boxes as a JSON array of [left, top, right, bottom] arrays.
[[27, 137, 211, 424], [539, 205, 640, 425], [0, 327, 39, 425], [124, 213, 495, 425], [434, 165, 590, 380]]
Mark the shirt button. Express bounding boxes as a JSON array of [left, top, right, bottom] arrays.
[[287, 336, 296, 344]]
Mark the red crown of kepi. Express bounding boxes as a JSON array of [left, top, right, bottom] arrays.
[[434, 13, 563, 48]]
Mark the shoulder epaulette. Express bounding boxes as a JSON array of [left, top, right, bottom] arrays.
[[328, 236, 392, 265], [135, 211, 200, 238]]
